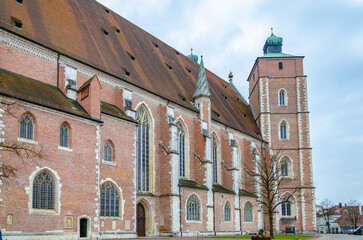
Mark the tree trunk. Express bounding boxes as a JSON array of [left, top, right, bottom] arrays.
[[269, 212, 274, 238]]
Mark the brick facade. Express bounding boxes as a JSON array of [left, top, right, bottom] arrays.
[[0, 1, 315, 238]]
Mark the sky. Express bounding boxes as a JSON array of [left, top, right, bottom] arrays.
[[97, 0, 363, 205]]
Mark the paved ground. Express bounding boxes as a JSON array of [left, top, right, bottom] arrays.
[[110, 235, 362, 240], [317, 234, 362, 240]]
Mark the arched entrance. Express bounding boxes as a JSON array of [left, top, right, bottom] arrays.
[[137, 203, 146, 236]]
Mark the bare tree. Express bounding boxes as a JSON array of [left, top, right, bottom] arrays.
[[0, 99, 42, 182], [244, 143, 300, 238], [345, 199, 361, 229], [318, 198, 335, 233]]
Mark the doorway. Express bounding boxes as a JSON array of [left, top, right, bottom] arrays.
[[80, 218, 88, 238], [137, 203, 146, 236]]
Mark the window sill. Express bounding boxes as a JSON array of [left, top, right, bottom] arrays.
[[100, 216, 121, 220], [102, 160, 116, 166], [30, 209, 57, 215], [58, 146, 73, 152], [186, 220, 202, 223], [17, 137, 38, 145]]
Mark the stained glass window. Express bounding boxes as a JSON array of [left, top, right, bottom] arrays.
[[20, 114, 34, 140], [59, 123, 69, 147], [177, 122, 185, 177], [212, 135, 218, 183], [281, 202, 291, 216], [103, 141, 113, 162], [280, 121, 287, 139], [224, 201, 231, 222], [136, 107, 150, 192], [282, 202, 291, 216], [32, 170, 54, 210], [281, 160, 288, 176], [187, 195, 200, 221], [100, 182, 120, 217], [244, 202, 253, 222], [279, 89, 286, 106]]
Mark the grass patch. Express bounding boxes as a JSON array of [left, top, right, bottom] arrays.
[[210, 235, 315, 239]]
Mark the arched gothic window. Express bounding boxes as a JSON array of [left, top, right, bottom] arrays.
[[280, 121, 287, 139], [59, 123, 69, 147], [186, 195, 200, 221], [279, 89, 286, 106], [177, 122, 186, 177], [32, 170, 54, 210], [212, 134, 218, 183], [20, 114, 34, 140], [224, 201, 231, 222], [281, 202, 291, 216], [103, 141, 113, 162], [100, 182, 120, 217], [281, 159, 288, 176], [136, 107, 150, 192], [244, 202, 253, 223]]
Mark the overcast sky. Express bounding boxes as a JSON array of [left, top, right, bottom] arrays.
[[97, 0, 363, 205]]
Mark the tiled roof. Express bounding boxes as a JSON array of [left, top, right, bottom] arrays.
[[193, 56, 211, 98], [101, 101, 136, 123], [0, 0, 262, 140], [0, 68, 91, 119], [212, 184, 235, 195], [239, 189, 258, 198], [179, 179, 208, 191]]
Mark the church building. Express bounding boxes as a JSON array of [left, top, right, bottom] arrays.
[[0, 0, 315, 239]]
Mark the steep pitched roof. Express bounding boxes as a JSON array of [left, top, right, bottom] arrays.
[[0, 0, 261, 139], [0, 68, 91, 119]]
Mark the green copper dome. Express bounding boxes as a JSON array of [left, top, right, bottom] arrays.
[[187, 48, 198, 62], [263, 29, 283, 54]]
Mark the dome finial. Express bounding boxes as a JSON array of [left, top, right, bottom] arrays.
[[271, 27, 273, 34], [187, 48, 198, 62]]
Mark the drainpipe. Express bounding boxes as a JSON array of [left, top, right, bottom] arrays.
[[179, 186, 182, 237], [213, 190, 216, 236], [56, 52, 60, 88], [239, 193, 242, 235], [97, 125, 101, 239]]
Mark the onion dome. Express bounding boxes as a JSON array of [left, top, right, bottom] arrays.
[[263, 28, 283, 54], [187, 48, 198, 62]]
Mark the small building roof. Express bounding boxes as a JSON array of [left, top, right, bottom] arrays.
[[0, 68, 92, 120]]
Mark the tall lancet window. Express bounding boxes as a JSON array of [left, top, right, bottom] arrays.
[[177, 122, 186, 177], [280, 121, 287, 140], [279, 89, 286, 106], [136, 107, 150, 192], [212, 134, 218, 183]]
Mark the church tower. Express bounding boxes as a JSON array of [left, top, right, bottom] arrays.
[[248, 30, 316, 233]]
